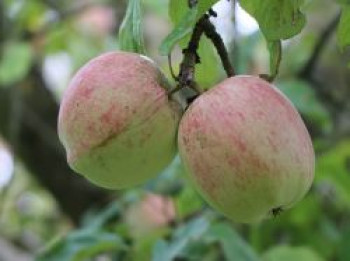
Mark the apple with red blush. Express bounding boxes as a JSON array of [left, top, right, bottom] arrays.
[[178, 76, 315, 223]]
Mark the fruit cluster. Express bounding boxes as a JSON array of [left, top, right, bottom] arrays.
[[58, 51, 315, 223]]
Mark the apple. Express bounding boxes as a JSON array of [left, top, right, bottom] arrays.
[[124, 193, 175, 238], [76, 5, 115, 37], [178, 75, 315, 223], [58, 51, 181, 189]]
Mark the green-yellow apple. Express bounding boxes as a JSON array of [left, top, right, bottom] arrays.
[[178, 75, 315, 223], [58, 51, 181, 189]]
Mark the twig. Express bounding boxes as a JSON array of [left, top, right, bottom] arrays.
[[296, 13, 341, 111], [298, 13, 340, 79], [176, 15, 207, 93], [202, 18, 235, 77], [0, 0, 6, 60], [168, 2, 235, 99], [172, 13, 235, 96], [0, 1, 4, 40]]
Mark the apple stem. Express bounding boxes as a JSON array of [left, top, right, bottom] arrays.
[[168, 2, 235, 98], [202, 15, 235, 78]]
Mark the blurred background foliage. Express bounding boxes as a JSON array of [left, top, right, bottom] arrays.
[[0, 0, 349, 260]]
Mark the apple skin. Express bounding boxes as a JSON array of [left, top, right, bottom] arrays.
[[124, 193, 175, 238], [178, 75, 315, 223], [58, 51, 181, 189]]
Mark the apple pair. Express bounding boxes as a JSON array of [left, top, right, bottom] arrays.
[[58, 52, 314, 223]]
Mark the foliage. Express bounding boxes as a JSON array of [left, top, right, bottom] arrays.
[[239, 0, 306, 41], [0, 41, 33, 86], [337, 5, 350, 49], [119, 0, 146, 54], [262, 245, 325, 261], [0, 0, 349, 261]]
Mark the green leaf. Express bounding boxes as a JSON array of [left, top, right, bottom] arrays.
[[194, 0, 219, 20], [239, 0, 306, 40], [276, 79, 331, 131], [176, 185, 203, 219], [336, 0, 350, 5], [316, 140, 350, 207], [131, 230, 168, 261], [0, 41, 33, 86], [36, 228, 126, 261], [169, 0, 188, 24], [337, 5, 350, 49], [143, 0, 169, 17], [169, 0, 219, 24], [338, 228, 350, 261], [196, 36, 222, 89], [160, 0, 219, 55], [80, 202, 121, 229], [10, 0, 47, 32], [152, 217, 210, 261], [205, 222, 259, 261], [267, 40, 282, 80], [262, 245, 325, 261], [153, 240, 170, 261], [286, 195, 321, 227], [118, 0, 146, 54], [159, 7, 198, 55], [281, 33, 317, 75], [173, 216, 210, 241]]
